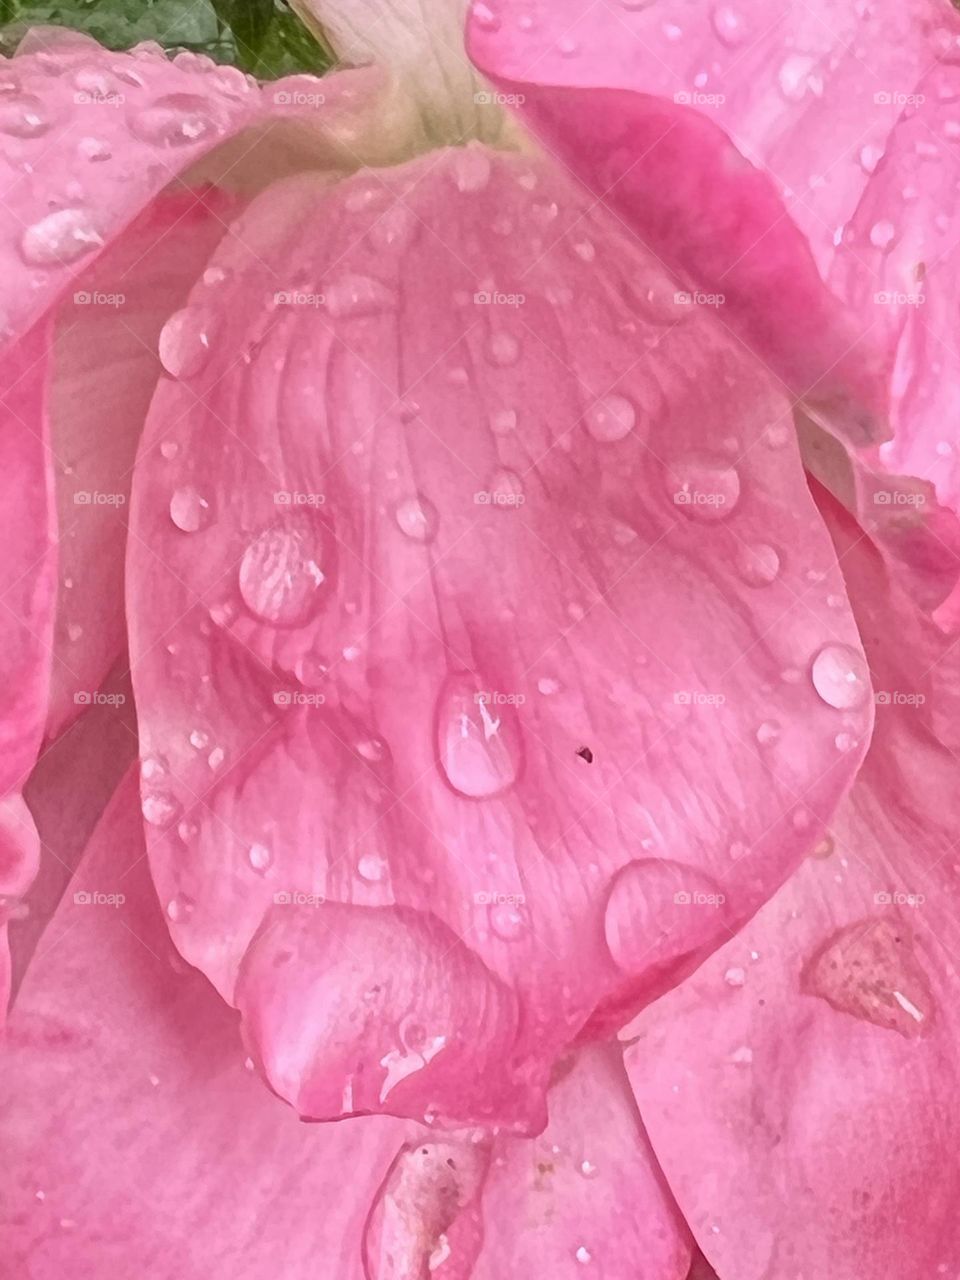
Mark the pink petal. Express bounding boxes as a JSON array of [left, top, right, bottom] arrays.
[[466, 1, 959, 439], [1, 767, 409, 1278], [126, 145, 870, 1128], [47, 186, 235, 736], [627, 491, 960, 1280], [470, 1043, 692, 1279]]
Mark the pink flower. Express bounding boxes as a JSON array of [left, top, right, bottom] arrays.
[[0, 1, 956, 1275]]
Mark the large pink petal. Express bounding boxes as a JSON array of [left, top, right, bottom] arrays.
[[466, 0, 960, 438], [626, 489, 960, 1280], [471, 1043, 692, 1279], [127, 145, 870, 1130], [47, 186, 235, 736], [1, 767, 409, 1279]]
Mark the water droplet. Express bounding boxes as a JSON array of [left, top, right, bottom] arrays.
[[169, 486, 212, 533], [575, 1246, 592, 1264], [159, 440, 180, 460], [395, 494, 439, 543], [158, 307, 213, 378], [834, 731, 857, 752], [585, 394, 636, 443], [358, 851, 388, 882], [736, 542, 780, 586], [858, 143, 883, 174], [189, 728, 209, 750], [369, 204, 417, 251], [473, 2, 501, 31], [450, 145, 492, 192], [811, 643, 870, 710], [711, 5, 746, 46], [724, 966, 746, 987], [756, 720, 781, 746], [778, 54, 823, 103], [489, 408, 517, 435], [357, 737, 386, 763], [239, 517, 329, 629], [488, 468, 524, 505], [802, 918, 934, 1038], [436, 673, 522, 799], [207, 747, 225, 770], [20, 209, 103, 266], [537, 676, 561, 695], [166, 894, 193, 922], [323, 273, 394, 318], [67, 622, 83, 643], [486, 331, 520, 366], [142, 791, 181, 826], [869, 219, 897, 251], [604, 859, 729, 976], [667, 456, 741, 521], [0, 94, 51, 137], [248, 843, 272, 873], [130, 93, 223, 147], [489, 900, 528, 941], [580, 1159, 598, 1177]]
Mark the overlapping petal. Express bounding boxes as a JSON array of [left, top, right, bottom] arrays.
[[0, 25, 377, 1016], [0, 769, 407, 1279], [626, 489, 960, 1280], [126, 143, 871, 1129], [466, 0, 960, 608]]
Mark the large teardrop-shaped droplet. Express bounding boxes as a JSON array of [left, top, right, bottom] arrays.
[[436, 673, 522, 799], [239, 516, 329, 629]]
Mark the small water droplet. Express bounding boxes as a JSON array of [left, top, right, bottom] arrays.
[[486, 331, 520, 366], [811, 643, 870, 709], [159, 307, 213, 378], [778, 53, 823, 103], [473, 2, 501, 31], [737, 542, 780, 586], [575, 1246, 592, 1264], [189, 728, 209, 750], [369, 204, 417, 251], [488, 468, 524, 505], [169, 486, 212, 533], [724, 966, 746, 987], [489, 407, 517, 435], [166, 894, 193, 922], [450, 145, 492, 192], [667, 456, 741, 521], [711, 4, 746, 46], [20, 208, 103, 266], [858, 143, 883, 174], [159, 440, 180, 460], [323, 273, 394, 318], [489, 900, 528, 941], [395, 494, 439, 543], [580, 1159, 597, 1178], [248, 843, 272, 873], [142, 791, 181, 827], [585, 393, 636, 443], [756, 720, 781, 746], [358, 851, 388, 882], [130, 93, 223, 147], [239, 517, 329, 628], [436, 672, 522, 799], [869, 219, 897, 251], [0, 94, 51, 137], [537, 676, 561, 695]]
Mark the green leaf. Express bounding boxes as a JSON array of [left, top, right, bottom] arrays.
[[0, 0, 335, 77]]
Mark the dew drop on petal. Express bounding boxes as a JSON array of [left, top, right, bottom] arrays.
[[130, 93, 223, 147], [450, 145, 492, 192], [395, 494, 439, 542], [737, 542, 780, 586], [585, 394, 636, 443], [141, 791, 181, 827], [0, 95, 51, 137], [159, 307, 213, 378], [239, 518, 329, 628], [869, 219, 897, 250], [811, 643, 870, 709], [323, 273, 394, 318], [248, 843, 272, 873], [486, 331, 520, 366], [436, 673, 521, 799], [802, 918, 935, 1038], [711, 5, 746, 46], [667, 456, 741, 521], [489, 900, 529, 941], [169, 486, 212, 533], [20, 209, 103, 266]]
